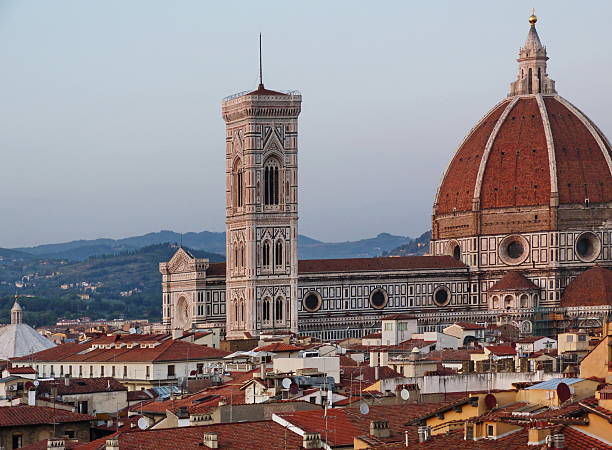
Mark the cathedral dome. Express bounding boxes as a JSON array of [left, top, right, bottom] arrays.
[[433, 16, 612, 230], [560, 266, 612, 308], [434, 95, 612, 216]]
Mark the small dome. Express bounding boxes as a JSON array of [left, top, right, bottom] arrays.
[[560, 266, 612, 307], [11, 302, 22, 311]]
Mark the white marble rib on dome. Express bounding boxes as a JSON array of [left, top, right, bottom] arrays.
[[0, 323, 56, 360]]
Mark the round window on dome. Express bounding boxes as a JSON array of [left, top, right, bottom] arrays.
[[302, 291, 322, 313], [499, 235, 529, 265], [369, 289, 388, 309], [432, 286, 451, 307], [575, 232, 601, 262]]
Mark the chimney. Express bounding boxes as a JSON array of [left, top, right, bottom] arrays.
[[105, 439, 119, 450], [47, 439, 65, 450], [369, 420, 391, 438], [28, 388, 37, 406], [551, 433, 565, 449], [528, 427, 552, 446], [379, 351, 389, 367], [417, 426, 431, 443], [369, 351, 379, 367], [202, 433, 218, 449], [302, 432, 322, 449], [64, 374, 70, 387]]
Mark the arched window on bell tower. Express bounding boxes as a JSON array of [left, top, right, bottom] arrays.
[[275, 240, 284, 266], [275, 297, 284, 322], [262, 240, 271, 267], [264, 157, 281, 206], [232, 158, 244, 209]]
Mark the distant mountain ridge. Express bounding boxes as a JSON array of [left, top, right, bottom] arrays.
[[13, 230, 425, 261]]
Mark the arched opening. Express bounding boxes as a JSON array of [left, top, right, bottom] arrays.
[[240, 301, 245, 324], [262, 240, 271, 267], [262, 297, 271, 322], [537, 67, 542, 93], [520, 294, 529, 308], [504, 295, 513, 309], [232, 159, 244, 208], [275, 297, 284, 322], [528, 68, 533, 94], [492, 296, 499, 309], [264, 158, 281, 206], [275, 240, 284, 266], [453, 244, 461, 261]]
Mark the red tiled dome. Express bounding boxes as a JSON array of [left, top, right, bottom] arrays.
[[560, 266, 612, 307], [434, 95, 612, 215]]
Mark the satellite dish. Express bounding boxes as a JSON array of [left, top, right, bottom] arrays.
[[33, 380, 40, 387], [400, 389, 410, 401], [289, 382, 299, 395], [137, 417, 149, 430], [557, 382, 571, 403], [484, 393, 497, 410], [359, 402, 369, 415], [281, 378, 292, 389]]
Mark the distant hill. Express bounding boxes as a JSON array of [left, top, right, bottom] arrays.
[[299, 233, 413, 259], [383, 231, 431, 256], [0, 243, 224, 326], [14, 230, 414, 261]]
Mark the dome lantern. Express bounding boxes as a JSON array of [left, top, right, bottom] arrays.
[[509, 12, 556, 96]]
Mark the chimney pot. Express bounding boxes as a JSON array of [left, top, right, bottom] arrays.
[[302, 432, 322, 449], [203, 433, 218, 449], [370, 420, 391, 438]]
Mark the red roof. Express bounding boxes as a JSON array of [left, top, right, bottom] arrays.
[[298, 256, 465, 273], [362, 332, 382, 339], [206, 256, 465, 278], [12, 339, 229, 363], [275, 401, 471, 447], [93, 421, 305, 449], [7, 366, 36, 374], [435, 95, 612, 215], [0, 405, 92, 427], [341, 366, 404, 383], [245, 84, 288, 96], [485, 344, 516, 356], [254, 343, 304, 353], [561, 266, 612, 308], [488, 272, 539, 292], [38, 377, 127, 395], [382, 313, 417, 321]]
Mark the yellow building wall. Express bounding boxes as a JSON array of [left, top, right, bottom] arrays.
[[573, 413, 612, 445], [425, 392, 518, 435], [516, 380, 599, 407], [580, 336, 611, 381]]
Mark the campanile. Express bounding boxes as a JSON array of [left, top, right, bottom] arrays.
[[221, 80, 301, 339]]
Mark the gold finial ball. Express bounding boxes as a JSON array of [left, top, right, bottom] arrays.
[[529, 13, 537, 25]]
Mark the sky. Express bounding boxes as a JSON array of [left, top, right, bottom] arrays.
[[1, 1, 611, 248]]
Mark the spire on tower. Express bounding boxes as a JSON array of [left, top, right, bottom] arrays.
[[258, 32, 264, 89]]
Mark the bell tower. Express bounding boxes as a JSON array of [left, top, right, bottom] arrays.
[[221, 71, 301, 339]]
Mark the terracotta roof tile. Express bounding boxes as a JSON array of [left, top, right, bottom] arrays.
[[561, 266, 612, 307], [0, 405, 92, 427], [90, 421, 305, 449], [488, 272, 539, 292]]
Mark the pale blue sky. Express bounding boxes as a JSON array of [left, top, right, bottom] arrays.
[[1, 1, 611, 247]]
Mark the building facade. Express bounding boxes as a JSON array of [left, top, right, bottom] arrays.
[[161, 14, 611, 341]]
